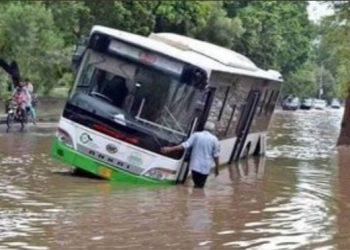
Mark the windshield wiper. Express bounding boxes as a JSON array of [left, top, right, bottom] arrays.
[[164, 106, 185, 133], [116, 116, 163, 148]]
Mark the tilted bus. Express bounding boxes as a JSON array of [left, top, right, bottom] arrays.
[[51, 25, 282, 184]]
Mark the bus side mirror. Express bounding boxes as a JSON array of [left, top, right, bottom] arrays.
[[180, 65, 207, 89], [88, 33, 110, 52]]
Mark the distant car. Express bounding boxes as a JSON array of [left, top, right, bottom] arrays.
[[300, 98, 312, 110], [282, 97, 300, 111], [313, 99, 327, 110], [331, 98, 341, 109]]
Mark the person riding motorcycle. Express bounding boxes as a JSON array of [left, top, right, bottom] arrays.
[[24, 79, 36, 124], [11, 81, 31, 117]]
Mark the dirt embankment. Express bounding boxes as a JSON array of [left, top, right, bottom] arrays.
[[0, 97, 66, 122]]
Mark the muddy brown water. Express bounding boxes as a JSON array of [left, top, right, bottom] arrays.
[[0, 108, 349, 250]]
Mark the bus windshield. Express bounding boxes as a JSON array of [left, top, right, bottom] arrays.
[[67, 49, 205, 155]]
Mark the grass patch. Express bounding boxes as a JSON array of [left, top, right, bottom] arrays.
[[48, 87, 69, 98]]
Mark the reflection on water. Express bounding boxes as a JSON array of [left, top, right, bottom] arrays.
[[228, 157, 265, 182], [1, 108, 350, 249]]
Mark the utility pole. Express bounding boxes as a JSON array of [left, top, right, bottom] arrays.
[[319, 61, 323, 99]]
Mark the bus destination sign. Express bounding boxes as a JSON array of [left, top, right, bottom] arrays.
[[108, 40, 184, 76]]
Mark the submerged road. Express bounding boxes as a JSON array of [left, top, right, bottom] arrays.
[[0, 111, 57, 133], [0, 122, 57, 133], [0, 108, 349, 249]]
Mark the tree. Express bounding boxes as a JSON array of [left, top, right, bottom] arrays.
[[231, 1, 312, 77], [44, 1, 91, 44], [317, 15, 348, 99], [282, 62, 316, 99], [0, 2, 66, 94], [276, 1, 312, 76], [81, 0, 155, 35], [195, 2, 244, 48], [326, 1, 350, 145], [153, 1, 210, 36], [0, 1, 317, 98], [233, 2, 282, 70]]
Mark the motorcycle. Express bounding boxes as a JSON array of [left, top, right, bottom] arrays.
[[6, 100, 28, 132]]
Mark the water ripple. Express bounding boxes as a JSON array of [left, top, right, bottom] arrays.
[[0, 109, 348, 249]]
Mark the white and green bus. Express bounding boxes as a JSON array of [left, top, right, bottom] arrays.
[[51, 25, 282, 184]]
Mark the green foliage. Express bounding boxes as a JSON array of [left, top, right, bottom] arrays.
[[153, 1, 210, 36], [195, 2, 244, 48], [44, 1, 91, 44], [234, 2, 283, 70], [0, 0, 326, 99], [0, 2, 68, 95], [234, 1, 312, 75], [82, 0, 156, 35], [223, 0, 253, 18], [317, 1, 350, 98], [282, 62, 316, 98], [276, 2, 312, 76], [0, 73, 10, 100]]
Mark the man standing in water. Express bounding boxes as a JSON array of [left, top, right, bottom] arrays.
[[161, 122, 220, 188], [25, 78, 36, 124]]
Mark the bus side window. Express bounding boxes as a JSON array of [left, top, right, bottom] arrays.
[[264, 90, 275, 115], [258, 89, 268, 116], [220, 77, 248, 139], [269, 90, 280, 113], [208, 86, 225, 122], [217, 86, 230, 121], [207, 86, 230, 138], [207, 85, 239, 139], [225, 104, 236, 136]]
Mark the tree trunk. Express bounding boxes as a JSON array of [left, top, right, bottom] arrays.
[[338, 88, 350, 146]]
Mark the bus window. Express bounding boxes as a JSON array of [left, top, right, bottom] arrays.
[[264, 90, 275, 115], [208, 86, 225, 123], [92, 73, 128, 108], [269, 90, 280, 113], [225, 104, 236, 136], [258, 89, 268, 116], [207, 86, 238, 138], [217, 86, 230, 121], [69, 50, 206, 150]]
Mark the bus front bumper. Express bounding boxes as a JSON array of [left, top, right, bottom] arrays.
[[50, 138, 175, 185]]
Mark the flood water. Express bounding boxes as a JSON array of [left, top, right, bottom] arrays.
[[1, 108, 350, 250]]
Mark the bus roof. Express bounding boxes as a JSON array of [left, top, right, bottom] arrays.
[[91, 25, 283, 82]]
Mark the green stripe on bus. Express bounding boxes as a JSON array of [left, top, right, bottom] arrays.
[[50, 138, 175, 185]]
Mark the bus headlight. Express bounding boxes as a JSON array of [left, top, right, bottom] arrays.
[[144, 168, 176, 180], [57, 128, 73, 148]]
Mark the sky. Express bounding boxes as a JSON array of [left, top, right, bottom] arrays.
[[307, 1, 334, 22]]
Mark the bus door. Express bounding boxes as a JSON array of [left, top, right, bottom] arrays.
[[176, 117, 197, 184], [176, 87, 216, 184], [230, 90, 261, 162]]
